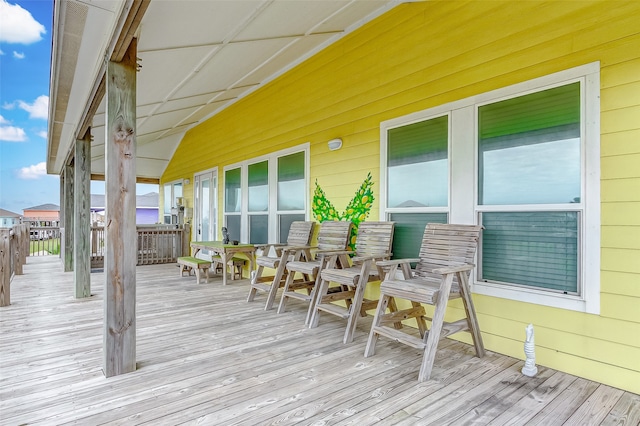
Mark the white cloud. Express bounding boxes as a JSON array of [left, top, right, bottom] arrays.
[[13, 51, 25, 59], [18, 162, 47, 179], [37, 130, 47, 139], [2, 102, 16, 110], [0, 115, 8, 124], [0, 0, 46, 44], [18, 95, 48, 119], [0, 125, 27, 142], [0, 49, 4, 55]]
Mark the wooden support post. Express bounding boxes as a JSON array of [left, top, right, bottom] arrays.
[[104, 38, 137, 377], [74, 130, 91, 298], [63, 162, 74, 272], [0, 229, 10, 307], [59, 173, 65, 260]]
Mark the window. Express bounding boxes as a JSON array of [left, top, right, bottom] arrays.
[[248, 161, 268, 244], [477, 83, 581, 295], [381, 62, 600, 313], [163, 180, 183, 224], [223, 144, 309, 244], [382, 114, 450, 259]]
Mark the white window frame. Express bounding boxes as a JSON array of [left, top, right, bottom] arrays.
[[223, 143, 310, 244], [380, 62, 600, 314], [163, 179, 184, 224]]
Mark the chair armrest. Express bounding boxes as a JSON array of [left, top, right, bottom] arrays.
[[432, 263, 474, 275], [314, 249, 352, 259], [376, 258, 420, 268], [353, 253, 392, 263]]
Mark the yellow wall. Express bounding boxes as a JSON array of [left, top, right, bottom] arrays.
[[163, 1, 640, 393]]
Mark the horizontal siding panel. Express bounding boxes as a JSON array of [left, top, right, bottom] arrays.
[[602, 57, 640, 88], [601, 225, 640, 249], [441, 307, 640, 375], [601, 82, 640, 111], [601, 105, 640, 134], [471, 295, 640, 348], [601, 129, 640, 157], [601, 153, 640, 180], [601, 202, 640, 226], [601, 270, 640, 298], [602, 248, 640, 274], [601, 178, 640, 202], [601, 293, 640, 324]]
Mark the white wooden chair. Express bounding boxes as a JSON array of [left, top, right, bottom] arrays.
[[247, 221, 315, 310], [308, 221, 395, 344], [277, 220, 353, 325], [364, 223, 484, 382]]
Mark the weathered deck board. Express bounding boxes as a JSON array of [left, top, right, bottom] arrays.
[[0, 256, 637, 425]]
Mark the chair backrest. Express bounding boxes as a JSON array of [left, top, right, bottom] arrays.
[[316, 221, 352, 251], [415, 223, 482, 285], [353, 221, 395, 257], [286, 221, 316, 246]]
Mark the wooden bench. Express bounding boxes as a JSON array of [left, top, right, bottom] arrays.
[[177, 256, 211, 284], [211, 256, 246, 280]]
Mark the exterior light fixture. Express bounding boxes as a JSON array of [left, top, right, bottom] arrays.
[[328, 138, 342, 151]]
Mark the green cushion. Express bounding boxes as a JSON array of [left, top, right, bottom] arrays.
[[178, 256, 211, 265]]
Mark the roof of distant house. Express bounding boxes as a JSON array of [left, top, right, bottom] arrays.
[[24, 203, 60, 211], [91, 192, 159, 209], [0, 209, 21, 218]]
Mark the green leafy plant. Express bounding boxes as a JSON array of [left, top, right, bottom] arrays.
[[312, 172, 375, 251]]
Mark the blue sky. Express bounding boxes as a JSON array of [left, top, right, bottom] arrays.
[[0, 0, 157, 216], [0, 0, 55, 214]]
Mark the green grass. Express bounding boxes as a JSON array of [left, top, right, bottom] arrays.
[[30, 238, 61, 255]]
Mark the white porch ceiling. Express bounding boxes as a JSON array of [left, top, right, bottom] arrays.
[[48, 0, 401, 180]]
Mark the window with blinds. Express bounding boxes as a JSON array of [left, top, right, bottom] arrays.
[[387, 115, 448, 208], [380, 62, 599, 313], [480, 212, 579, 294], [477, 82, 582, 294], [222, 144, 308, 244]]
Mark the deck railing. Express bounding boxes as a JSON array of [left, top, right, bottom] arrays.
[[1, 223, 189, 305], [28, 226, 62, 256], [90, 224, 189, 268], [0, 223, 30, 306]]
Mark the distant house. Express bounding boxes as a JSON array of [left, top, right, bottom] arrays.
[[0, 209, 22, 228], [23, 203, 60, 226], [91, 192, 159, 225]]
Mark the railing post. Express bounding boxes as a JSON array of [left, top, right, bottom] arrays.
[[13, 225, 23, 276], [182, 224, 191, 257], [1, 229, 11, 307]]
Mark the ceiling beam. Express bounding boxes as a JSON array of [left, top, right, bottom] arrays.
[[91, 174, 159, 185]]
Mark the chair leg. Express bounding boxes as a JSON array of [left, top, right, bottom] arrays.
[[304, 270, 322, 326], [247, 265, 264, 302], [264, 261, 287, 311], [364, 294, 390, 357], [343, 265, 371, 344], [412, 301, 428, 338], [277, 267, 296, 314], [308, 276, 331, 329], [418, 273, 454, 382], [457, 271, 485, 358]]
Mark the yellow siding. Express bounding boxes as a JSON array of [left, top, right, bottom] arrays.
[[163, 1, 640, 393]]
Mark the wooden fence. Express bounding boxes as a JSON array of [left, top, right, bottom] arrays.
[[0, 223, 30, 306], [90, 224, 189, 268]]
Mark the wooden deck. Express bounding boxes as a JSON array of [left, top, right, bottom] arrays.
[[1, 257, 638, 425]]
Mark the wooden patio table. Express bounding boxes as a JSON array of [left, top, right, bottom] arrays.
[[190, 241, 256, 286]]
